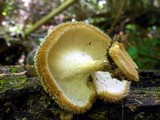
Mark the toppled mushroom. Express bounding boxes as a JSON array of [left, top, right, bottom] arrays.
[[35, 22, 138, 113]]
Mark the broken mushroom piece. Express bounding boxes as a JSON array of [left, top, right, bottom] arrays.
[[35, 22, 138, 113], [92, 71, 130, 102]]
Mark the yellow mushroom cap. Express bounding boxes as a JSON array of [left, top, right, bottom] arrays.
[[109, 42, 139, 81], [35, 22, 131, 113]]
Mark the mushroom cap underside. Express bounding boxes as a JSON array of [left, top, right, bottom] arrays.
[[35, 22, 130, 113]]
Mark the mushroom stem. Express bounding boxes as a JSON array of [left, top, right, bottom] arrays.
[[80, 60, 111, 73]]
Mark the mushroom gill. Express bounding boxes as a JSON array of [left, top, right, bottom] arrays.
[[35, 22, 138, 113]]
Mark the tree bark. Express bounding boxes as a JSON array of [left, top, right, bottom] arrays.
[[0, 66, 160, 120]]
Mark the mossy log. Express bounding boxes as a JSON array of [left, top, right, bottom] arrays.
[[0, 66, 160, 120]]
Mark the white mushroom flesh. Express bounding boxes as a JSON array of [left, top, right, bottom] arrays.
[[92, 71, 130, 101]]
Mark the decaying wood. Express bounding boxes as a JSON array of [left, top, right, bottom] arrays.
[[0, 66, 160, 120]]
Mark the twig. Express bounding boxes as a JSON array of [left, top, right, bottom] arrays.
[[107, 1, 126, 35], [24, 0, 77, 37]]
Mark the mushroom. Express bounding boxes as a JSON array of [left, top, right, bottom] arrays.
[[35, 22, 138, 113]]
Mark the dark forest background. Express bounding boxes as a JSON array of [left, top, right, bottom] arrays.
[[0, 0, 160, 69]]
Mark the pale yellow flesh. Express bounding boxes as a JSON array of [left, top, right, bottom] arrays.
[[48, 28, 110, 107]]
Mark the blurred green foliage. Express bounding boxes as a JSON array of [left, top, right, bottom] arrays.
[[0, 0, 160, 69], [125, 23, 160, 69]]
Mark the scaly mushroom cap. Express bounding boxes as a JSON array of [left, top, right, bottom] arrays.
[[35, 22, 132, 113]]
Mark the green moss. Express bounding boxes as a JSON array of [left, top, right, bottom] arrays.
[[0, 75, 27, 92], [9, 66, 25, 73], [10, 67, 17, 73]]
